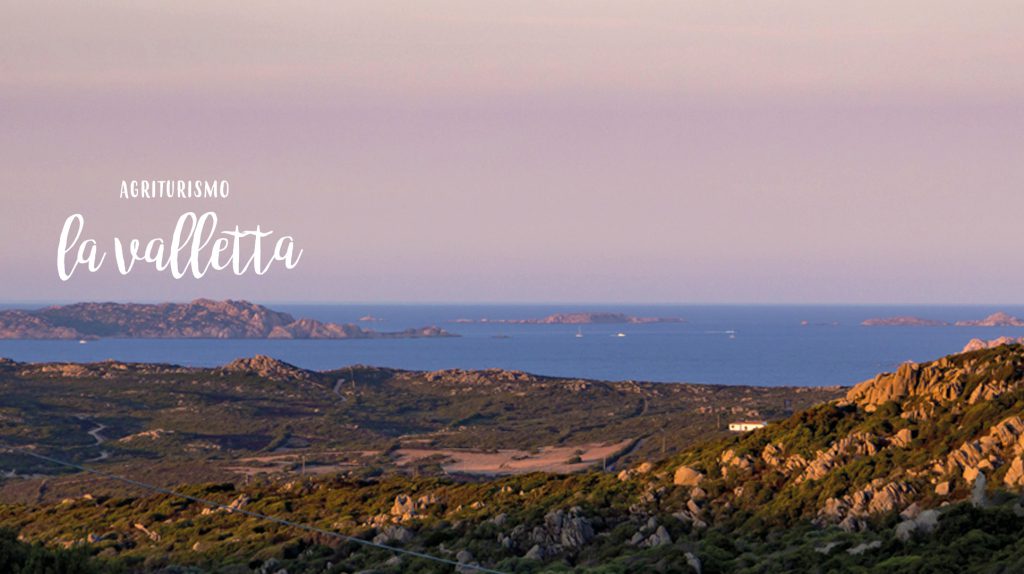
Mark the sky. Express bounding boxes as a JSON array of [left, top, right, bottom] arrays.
[[1, 1, 1022, 304]]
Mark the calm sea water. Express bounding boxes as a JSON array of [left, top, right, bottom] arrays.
[[0, 305, 1022, 387]]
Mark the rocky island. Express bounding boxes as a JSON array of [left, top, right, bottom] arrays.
[[459, 311, 686, 325], [861, 316, 949, 326], [863, 311, 1024, 328], [0, 299, 455, 340], [954, 311, 1024, 327]]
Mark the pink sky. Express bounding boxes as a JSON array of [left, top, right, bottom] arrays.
[[2, 2, 1022, 303]]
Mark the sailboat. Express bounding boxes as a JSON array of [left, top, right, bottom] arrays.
[[575, 328, 583, 338]]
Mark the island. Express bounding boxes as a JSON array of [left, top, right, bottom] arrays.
[[861, 316, 950, 326], [862, 311, 1024, 328], [460, 312, 686, 325], [0, 299, 456, 340], [954, 311, 1024, 327]]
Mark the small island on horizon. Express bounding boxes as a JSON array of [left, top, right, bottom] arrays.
[[862, 311, 1024, 327], [0, 299, 456, 340], [452, 311, 686, 325]]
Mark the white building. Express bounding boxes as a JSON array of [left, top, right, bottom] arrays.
[[728, 420, 767, 432]]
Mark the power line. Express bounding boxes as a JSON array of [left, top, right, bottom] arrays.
[[1, 445, 507, 574]]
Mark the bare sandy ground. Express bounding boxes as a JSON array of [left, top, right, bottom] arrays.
[[224, 450, 381, 476], [393, 439, 635, 475]]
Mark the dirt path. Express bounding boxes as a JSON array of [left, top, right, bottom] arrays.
[[87, 423, 107, 446], [605, 437, 645, 471]]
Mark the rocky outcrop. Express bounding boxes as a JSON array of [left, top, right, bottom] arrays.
[[541, 507, 595, 549], [719, 449, 754, 478], [844, 359, 981, 409], [133, 523, 160, 542], [963, 336, 1024, 352], [455, 549, 480, 574], [367, 493, 439, 526], [373, 525, 413, 545], [1006, 457, 1024, 486], [201, 494, 249, 515], [972, 472, 988, 507], [0, 299, 456, 340], [617, 461, 654, 481], [894, 508, 939, 541], [673, 465, 704, 486], [629, 517, 672, 547], [507, 507, 594, 557], [937, 416, 1024, 480], [221, 355, 314, 381], [891, 428, 914, 448], [817, 479, 916, 527], [799, 432, 882, 483]]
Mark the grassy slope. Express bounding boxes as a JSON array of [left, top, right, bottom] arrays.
[[8, 347, 1024, 572]]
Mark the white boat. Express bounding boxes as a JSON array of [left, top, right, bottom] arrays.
[[78, 339, 88, 344], [615, 332, 626, 338], [575, 328, 583, 338]]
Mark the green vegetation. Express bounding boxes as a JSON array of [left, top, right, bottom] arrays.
[[0, 357, 837, 498], [5, 345, 1024, 572], [0, 527, 105, 574]]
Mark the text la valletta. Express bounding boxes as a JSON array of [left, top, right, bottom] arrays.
[[57, 211, 302, 280]]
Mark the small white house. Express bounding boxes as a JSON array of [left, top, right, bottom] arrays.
[[728, 420, 767, 432]]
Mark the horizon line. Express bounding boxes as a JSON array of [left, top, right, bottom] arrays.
[[1, 299, 1023, 308]]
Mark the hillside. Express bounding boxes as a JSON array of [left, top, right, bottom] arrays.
[[0, 299, 454, 339], [0, 357, 836, 506], [5, 346, 1024, 572]]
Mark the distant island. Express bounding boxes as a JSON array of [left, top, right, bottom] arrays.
[[861, 316, 950, 327], [863, 311, 1024, 327], [454, 312, 685, 325], [0, 299, 456, 340], [954, 311, 1024, 327]]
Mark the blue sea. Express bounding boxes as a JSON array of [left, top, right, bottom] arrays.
[[1, 305, 1022, 387]]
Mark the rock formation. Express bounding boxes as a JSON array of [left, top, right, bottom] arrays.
[[963, 336, 1024, 352], [673, 466, 704, 486]]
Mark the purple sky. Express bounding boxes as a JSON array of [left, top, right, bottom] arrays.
[[2, 2, 1023, 303]]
